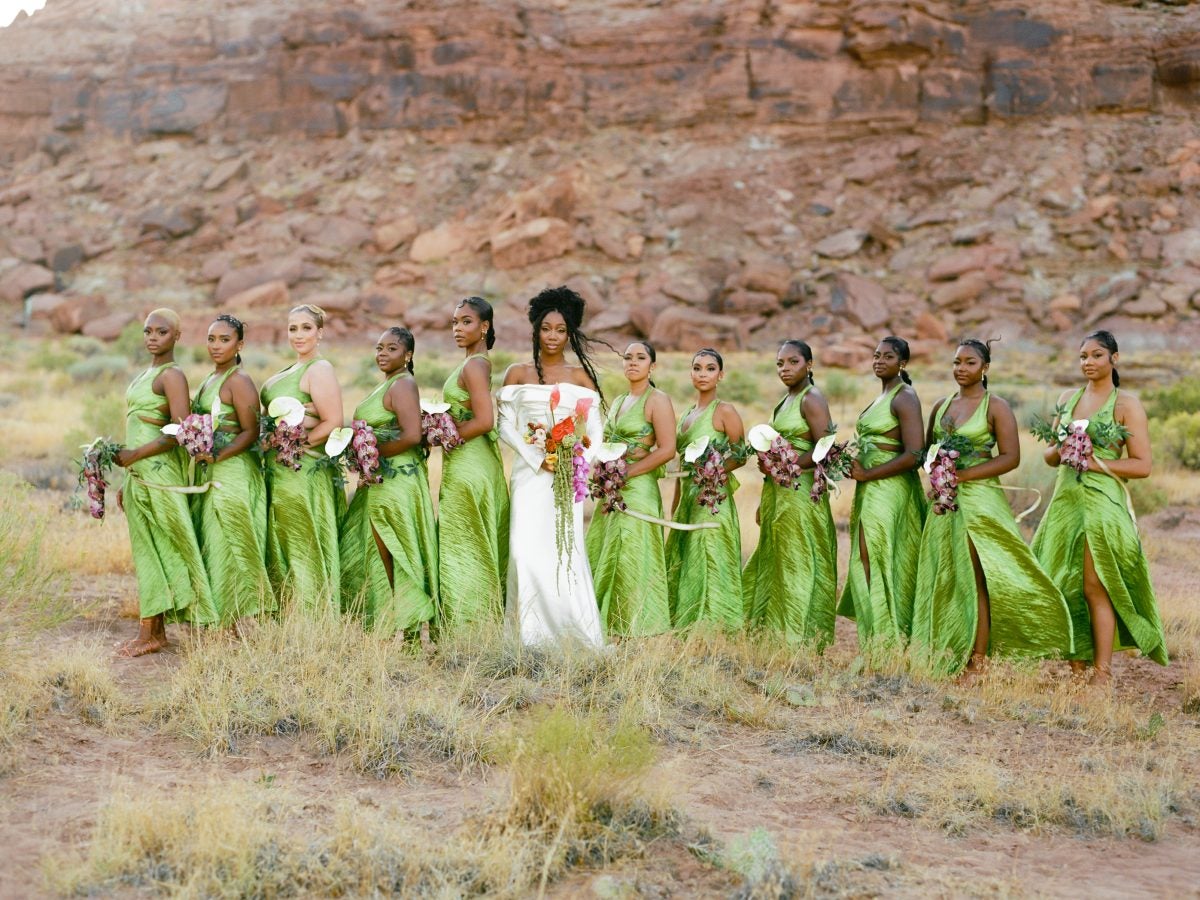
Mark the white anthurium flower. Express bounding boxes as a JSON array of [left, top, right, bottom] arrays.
[[326, 426, 354, 457], [420, 400, 451, 415], [268, 396, 306, 427], [923, 442, 942, 474], [161, 423, 181, 436], [210, 395, 222, 424], [747, 424, 780, 453], [1070, 418, 1090, 433], [594, 442, 628, 464], [683, 435, 710, 464], [812, 434, 837, 464]]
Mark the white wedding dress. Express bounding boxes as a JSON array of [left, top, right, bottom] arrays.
[[497, 382, 605, 648]]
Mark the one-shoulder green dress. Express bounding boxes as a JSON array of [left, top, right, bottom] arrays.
[[193, 367, 272, 624], [437, 355, 508, 628], [1031, 388, 1167, 665], [742, 387, 838, 647], [340, 373, 438, 635], [666, 401, 743, 630], [586, 390, 671, 637], [838, 383, 927, 648], [260, 361, 344, 612], [911, 393, 1074, 674], [123, 363, 216, 624]]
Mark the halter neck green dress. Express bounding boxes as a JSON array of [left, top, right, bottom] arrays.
[[911, 393, 1074, 674], [586, 390, 671, 637], [123, 363, 216, 624], [437, 355, 508, 628], [742, 386, 838, 647], [260, 360, 344, 612], [666, 401, 743, 630], [193, 367, 272, 625], [1031, 388, 1167, 665], [340, 373, 437, 636], [837, 383, 927, 649]]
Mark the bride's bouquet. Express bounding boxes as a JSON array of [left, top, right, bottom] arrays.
[[420, 401, 463, 453], [76, 437, 123, 520], [525, 387, 592, 567], [923, 431, 974, 515], [589, 443, 629, 514], [748, 424, 804, 490], [1031, 407, 1129, 480], [809, 434, 855, 504], [259, 396, 308, 472]]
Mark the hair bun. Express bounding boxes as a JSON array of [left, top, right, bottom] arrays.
[[528, 286, 585, 329]]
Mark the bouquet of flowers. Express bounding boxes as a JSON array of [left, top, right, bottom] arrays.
[[589, 443, 629, 514], [259, 396, 308, 472], [748, 424, 804, 490], [163, 397, 231, 483], [809, 434, 855, 504], [420, 400, 463, 452], [1031, 407, 1130, 479], [680, 435, 747, 515], [923, 431, 975, 515], [76, 437, 123, 520], [525, 387, 593, 568]]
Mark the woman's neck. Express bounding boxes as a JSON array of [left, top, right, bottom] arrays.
[[1085, 376, 1115, 396], [463, 339, 487, 357], [296, 350, 319, 363], [150, 350, 175, 367], [540, 349, 566, 369], [787, 379, 807, 397], [696, 388, 717, 407], [213, 359, 237, 374], [957, 383, 985, 400], [627, 378, 650, 397], [879, 375, 903, 392]]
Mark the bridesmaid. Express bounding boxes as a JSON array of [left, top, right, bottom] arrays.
[[438, 297, 509, 628], [666, 348, 746, 630], [260, 304, 345, 612], [1032, 330, 1167, 686], [193, 314, 273, 625], [340, 327, 437, 643], [114, 308, 216, 656], [911, 339, 1074, 679], [742, 340, 838, 647], [837, 336, 927, 651], [586, 340, 676, 637]]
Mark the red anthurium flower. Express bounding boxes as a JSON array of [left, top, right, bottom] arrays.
[[551, 417, 575, 443], [549, 386, 561, 410], [575, 397, 592, 418]]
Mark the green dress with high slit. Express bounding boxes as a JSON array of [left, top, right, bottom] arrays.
[[666, 401, 743, 630], [437, 354, 508, 628], [1031, 388, 1167, 665], [260, 361, 345, 612], [340, 373, 438, 635], [911, 393, 1074, 674], [742, 387, 838, 647], [123, 363, 216, 624], [837, 382, 927, 648], [193, 367, 272, 624], [586, 390, 671, 637]]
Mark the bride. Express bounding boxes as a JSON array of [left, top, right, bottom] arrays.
[[498, 286, 609, 647]]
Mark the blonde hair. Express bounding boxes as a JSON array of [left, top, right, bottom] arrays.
[[145, 307, 181, 331], [290, 304, 326, 328]]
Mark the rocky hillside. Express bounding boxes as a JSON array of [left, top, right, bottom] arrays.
[[1, 0, 1198, 362]]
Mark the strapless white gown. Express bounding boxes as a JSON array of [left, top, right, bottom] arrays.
[[497, 382, 605, 648]]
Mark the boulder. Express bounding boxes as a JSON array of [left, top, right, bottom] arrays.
[[225, 279, 290, 310], [300, 288, 360, 315], [203, 156, 249, 191], [589, 306, 637, 337], [215, 257, 306, 303], [50, 295, 108, 334], [295, 215, 373, 250], [662, 277, 709, 306], [138, 205, 204, 239], [0, 263, 55, 304], [649, 306, 747, 351], [49, 244, 84, 273], [26, 292, 66, 320], [930, 271, 990, 310], [490, 217, 574, 270], [1162, 229, 1200, 268], [563, 275, 607, 314], [814, 228, 868, 259], [1048, 293, 1083, 313], [82, 310, 137, 340], [723, 290, 780, 316], [373, 215, 419, 253], [410, 222, 470, 262], [927, 242, 1019, 281], [738, 258, 792, 296], [914, 309, 950, 343], [830, 273, 889, 331], [10, 235, 44, 263]]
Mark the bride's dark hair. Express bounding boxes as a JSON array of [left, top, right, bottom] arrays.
[[528, 285, 613, 403]]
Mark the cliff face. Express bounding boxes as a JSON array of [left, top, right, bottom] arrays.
[[1, 1, 1199, 360], [2, 0, 1197, 159]]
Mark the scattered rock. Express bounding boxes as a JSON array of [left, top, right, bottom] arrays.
[[373, 215, 419, 253], [831, 273, 889, 331], [490, 217, 575, 270], [50, 295, 108, 333], [914, 310, 950, 342], [930, 272, 990, 310], [203, 156, 249, 191], [25, 292, 66, 320], [221, 279, 290, 310], [138, 204, 203, 239], [295, 215, 373, 250], [10, 235, 45, 262], [82, 310, 137, 340], [649, 306, 747, 351], [300, 288, 360, 315], [1162, 229, 1200, 268], [723, 290, 780, 316], [49, 244, 84, 273], [215, 257, 306, 303], [0, 263, 55, 304], [410, 222, 469, 262], [814, 229, 868, 259], [1048, 293, 1083, 313]]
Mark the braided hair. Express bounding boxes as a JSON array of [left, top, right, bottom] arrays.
[[1082, 330, 1120, 387], [456, 296, 496, 350], [386, 326, 416, 376], [880, 335, 912, 385], [213, 313, 245, 365], [528, 285, 610, 403], [780, 339, 815, 386], [956, 336, 1000, 389]]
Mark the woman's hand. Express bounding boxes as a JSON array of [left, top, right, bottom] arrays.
[[849, 459, 870, 482], [115, 449, 136, 468], [195, 451, 215, 466]]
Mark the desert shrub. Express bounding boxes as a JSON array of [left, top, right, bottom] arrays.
[[1152, 411, 1200, 470], [1142, 378, 1200, 420], [0, 473, 71, 633], [65, 355, 131, 383]]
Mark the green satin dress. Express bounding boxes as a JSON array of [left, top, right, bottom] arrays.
[[193, 368, 273, 625], [666, 402, 743, 630], [911, 394, 1074, 674], [437, 355, 508, 628], [837, 382, 928, 648], [260, 361, 345, 613], [586, 390, 671, 637], [1031, 388, 1168, 665], [340, 373, 438, 636], [742, 387, 838, 647], [123, 363, 216, 624]]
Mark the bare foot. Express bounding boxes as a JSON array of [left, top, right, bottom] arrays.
[[955, 655, 987, 686], [419, 621, 435, 654], [1086, 666, 1113, 690], [115, 634, 167, 658]]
